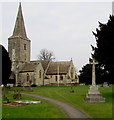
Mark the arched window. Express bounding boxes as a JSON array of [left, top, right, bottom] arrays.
[[39, 70, 42, 78], [60, 75, 63, 80], [71, 67, 74, 78], [24, 44, 26, 50], [55, 76, 57, 81], [27, 73, 29, 81]]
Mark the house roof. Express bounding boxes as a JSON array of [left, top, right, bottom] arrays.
[[20, 62, 39, 72], [31, 60, 50, 71], [38, 60, 50, 71], [46, 61, 71, 75], [20, 60, 71, 74]]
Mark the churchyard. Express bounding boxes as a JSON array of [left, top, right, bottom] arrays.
[[2, 85, 113, 119], [2, 91, 67, 118]]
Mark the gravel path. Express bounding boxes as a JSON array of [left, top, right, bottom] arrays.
[[21, 92, 92, 119]]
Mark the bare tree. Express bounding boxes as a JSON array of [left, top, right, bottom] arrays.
[[38, 49, 55, 60]]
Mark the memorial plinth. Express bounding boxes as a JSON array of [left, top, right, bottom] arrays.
[[84, 59, 105, 102], [85, 85, 105, 102]]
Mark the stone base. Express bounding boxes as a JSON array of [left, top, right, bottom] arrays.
[[84, 85, 105, 102]]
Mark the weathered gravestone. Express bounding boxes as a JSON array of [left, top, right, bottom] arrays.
[[103, 82, 109, 87], [2, 86, 10, 103], [13, 90, 21, 99], [70, 82, 75, 93], [84, 58, 105, 102]]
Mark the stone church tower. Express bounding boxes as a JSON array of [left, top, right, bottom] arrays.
[[8, 3, 31, 85], [8, 3, 79, 86]]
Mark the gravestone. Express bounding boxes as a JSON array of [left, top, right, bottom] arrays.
[[13, 90, 21, 99], [84, 58, 105, 102], [28, 86, 33, 92], [103, 82, 109, 87], [21, 86, 26, 91], [2, 86, 10, 103], [70, 82, 74, 93], [2, 95, 10, 103]]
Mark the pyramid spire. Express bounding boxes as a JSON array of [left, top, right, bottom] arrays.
[[10, 3, 28, 39]]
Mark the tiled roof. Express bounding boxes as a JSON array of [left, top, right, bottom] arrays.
[[46, 61, 71, 75], [20, 60, 71, 74], [38, 60, 50, 71], [30, 60, 50, 71], [20, 62, 39, 72]]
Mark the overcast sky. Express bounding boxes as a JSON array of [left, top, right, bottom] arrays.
[[1, 1, 113, 73]]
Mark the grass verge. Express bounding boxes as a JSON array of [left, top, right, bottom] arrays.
[[2, 91, 67, 118], [9, 85, 113, 118]]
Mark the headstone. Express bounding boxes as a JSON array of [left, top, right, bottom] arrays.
[[103, 82, 109, 87], [70, 80, 75, 93], [84, 59, 105, 102], [80, 83, 85, 86], [13, 90, 21, 99], [21, 86, 26, 91], [2, 95, 10, 103], [28, 85, 33, 92]]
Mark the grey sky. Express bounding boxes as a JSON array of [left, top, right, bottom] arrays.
[[1, 2, 112, 73]]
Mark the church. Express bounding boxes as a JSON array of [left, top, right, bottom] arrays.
[[8, 3, 79, 86]]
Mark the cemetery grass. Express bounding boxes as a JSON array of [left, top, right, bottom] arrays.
[[10, 85, 113, 119], [2, 92, 67, 118]]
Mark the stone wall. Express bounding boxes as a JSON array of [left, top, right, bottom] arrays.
[[34, 63, 44, 86]]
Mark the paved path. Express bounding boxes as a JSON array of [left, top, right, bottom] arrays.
[[21, 92, 92, 119]]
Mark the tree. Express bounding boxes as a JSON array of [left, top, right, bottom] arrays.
[[79, 64, 92, 85], [92, 15, 114, 84], [0, 44, 11, 86], [38, 49, 55, 60], [79, 63, 103, 85]]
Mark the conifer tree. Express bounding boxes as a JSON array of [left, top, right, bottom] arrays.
[[0, 45, 11, 86], [92, 15, 114, 84]]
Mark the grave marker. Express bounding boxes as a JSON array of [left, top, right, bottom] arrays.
[[84, 58, 105, 102]]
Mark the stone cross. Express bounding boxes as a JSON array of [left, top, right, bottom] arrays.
[[89, 58, 98, 86], [85, 59, 105, 102]]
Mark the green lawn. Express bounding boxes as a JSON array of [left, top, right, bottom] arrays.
[[2, 92, 67, 118], [2, 85, 113, 118]]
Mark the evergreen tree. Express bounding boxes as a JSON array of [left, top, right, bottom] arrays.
[[79, 63, 102, 85], [0, 44, 11, 86], [92, 15, 114, 84], [79, 64, 92, 85]]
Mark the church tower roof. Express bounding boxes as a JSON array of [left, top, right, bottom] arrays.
[[10, 3, 28, 39]]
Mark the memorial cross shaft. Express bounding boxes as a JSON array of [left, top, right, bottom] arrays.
[[84, 58, 105, 102], [89, 59, 98, 86]]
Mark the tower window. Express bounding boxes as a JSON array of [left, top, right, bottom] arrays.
[[24, 44, 26, 50]]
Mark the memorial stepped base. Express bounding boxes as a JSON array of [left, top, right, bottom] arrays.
[[84, 85, 105, 102]]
